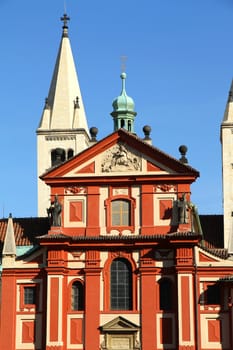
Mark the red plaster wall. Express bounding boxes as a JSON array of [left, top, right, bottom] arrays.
[[208, 319, 221, 342], [181, 276, 191, 342], [22, 321, 34, 343], [70, 201, 83, 222], [140, 272, 157, 350], [70, 318, 83, 344], [0, 273, 16, 350], [50, 278, 59, 341]]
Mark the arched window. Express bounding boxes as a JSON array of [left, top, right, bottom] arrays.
[[110, 258, 132, 310], [51, 148, 65, 166], [71, 281, 84, 311], [111, 200, 130, 226], [159, 278, 173, 311]]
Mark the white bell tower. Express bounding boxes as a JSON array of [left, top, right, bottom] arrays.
[[221, 81, 233, 250], [37, 14, 90, 216]]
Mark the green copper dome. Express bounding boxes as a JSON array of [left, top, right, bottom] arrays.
[[111, 72, 137, 132], [112, 73, 135, 112]]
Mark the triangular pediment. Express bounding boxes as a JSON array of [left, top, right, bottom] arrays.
[[41, 129, 199, 181], [100, 316, 139, 332]]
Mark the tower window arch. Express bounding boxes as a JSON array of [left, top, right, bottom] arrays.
[[110, 258, 132, 310], [159, 278, 173, 311], [71, 281, 84, 311], [51, 148, 65, 166], [120, 119, 125, 128]]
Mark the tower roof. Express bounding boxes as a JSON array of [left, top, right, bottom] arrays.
[[38, 14, 89, 132], [222, 79, 233, 124], [111, 72, 137, 133], [2, 214, 16, 256], [112, 72, 135, 112]]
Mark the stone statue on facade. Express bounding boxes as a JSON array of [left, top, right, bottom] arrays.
[[177, 193, 189, 224], [47, 195, 62, 226]]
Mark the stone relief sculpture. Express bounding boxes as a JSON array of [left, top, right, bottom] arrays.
[[101, 143, 141, 172]]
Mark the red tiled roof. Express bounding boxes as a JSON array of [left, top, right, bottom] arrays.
[[199, 246, 228, 259], [0, 217, 50, 249]]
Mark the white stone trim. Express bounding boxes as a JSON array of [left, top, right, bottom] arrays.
[[67, 276, 84, 284], [154, 194, 176, 226], [100, 187, 108, 234], [16, 279, 43, 312], [15, 314, 42, 349], [200, 313, 229, 349], [100, 314, 140, 326]]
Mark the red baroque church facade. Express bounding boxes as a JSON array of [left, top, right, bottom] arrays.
[[0, 13, 233, 350]]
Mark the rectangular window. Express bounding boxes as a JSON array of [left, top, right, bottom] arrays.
[[24, 286, 36, 305], [112, 200, 130, 226]]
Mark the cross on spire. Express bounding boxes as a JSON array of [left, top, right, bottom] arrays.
[[61, 13, 70, 28], [121, 55, 127, 73]]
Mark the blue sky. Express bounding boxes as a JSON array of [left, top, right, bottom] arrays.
[[1, 0, 233, 217]]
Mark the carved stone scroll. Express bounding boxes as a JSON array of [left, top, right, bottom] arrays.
[[64, 186, 87, 194], [154, 184, 177, 193]]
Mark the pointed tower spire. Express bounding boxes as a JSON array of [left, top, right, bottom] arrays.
[[37, 14, 91, 216], [38, 14, 89, 131], [221, 79, 233, 249], [222, 80, 233, 123], [111, 72, 137, 133], [2, 214, 16, 257]]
